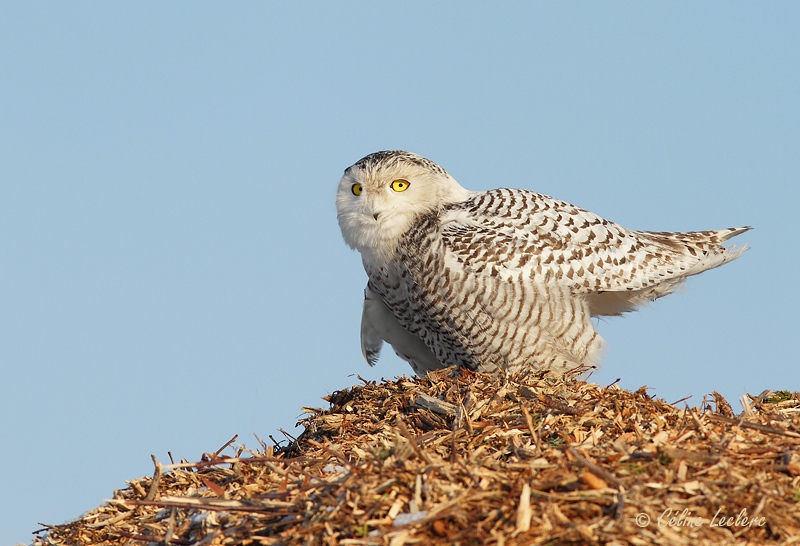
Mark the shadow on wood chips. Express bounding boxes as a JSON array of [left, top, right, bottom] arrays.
[[32, 367, 800, 545]]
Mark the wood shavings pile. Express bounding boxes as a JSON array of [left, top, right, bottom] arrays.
[[31, 368, 800, 545]]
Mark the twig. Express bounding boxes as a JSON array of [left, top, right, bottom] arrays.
[[305, 439, 355, 468], [670, 395, 691, 406], [567, 448, 624, 489], [414, 393, 458, 416], [395, 415, 433, 464], [122, 495, 296, 512], [706, 414, 800, 439], [85, 509, 135, 530], [110, 531, 193, 545], [146, 454, 162, 501], [538, 394, 583, 415], [521, 405, 538, 439], [214, 434, 239, 457], [688, 407, 709, 440]]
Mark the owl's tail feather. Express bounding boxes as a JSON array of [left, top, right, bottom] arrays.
[[718, 225, 754, 242], [588, 226, 751, 317], [646, 225, 752, 277]]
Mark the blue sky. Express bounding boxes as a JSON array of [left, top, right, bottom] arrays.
[[1, 3, 798, 544]]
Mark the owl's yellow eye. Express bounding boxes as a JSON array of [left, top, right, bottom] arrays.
[[391, 179, 410, 192], [351, 183, 363, 196]]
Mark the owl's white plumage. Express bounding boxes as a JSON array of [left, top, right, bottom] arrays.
[[336, 150, 750, 376]]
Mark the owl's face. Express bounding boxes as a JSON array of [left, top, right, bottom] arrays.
[[336, 151, 471, 260]]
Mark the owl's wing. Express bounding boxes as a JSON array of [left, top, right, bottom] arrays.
[[438, 189, 750, 316], [360, 284, 443, 373]]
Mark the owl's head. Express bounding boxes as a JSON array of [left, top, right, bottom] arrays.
[[336, 151, 471, 260]]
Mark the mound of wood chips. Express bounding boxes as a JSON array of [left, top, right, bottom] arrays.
[[32, 368, 800, 545]]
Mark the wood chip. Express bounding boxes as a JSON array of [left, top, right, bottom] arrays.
[[31, 367, 800, 545], [414, 392, 458, 416]]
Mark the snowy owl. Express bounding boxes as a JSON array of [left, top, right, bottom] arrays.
[[336, 150, 749, 376]]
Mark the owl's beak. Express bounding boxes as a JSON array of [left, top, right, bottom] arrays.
[[372, 213, 380, 221]]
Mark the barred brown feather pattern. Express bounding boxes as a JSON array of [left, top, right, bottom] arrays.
[[441, 189, 746, 296], [337, 150, 749, 375], [366, 206, 603, 374]]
